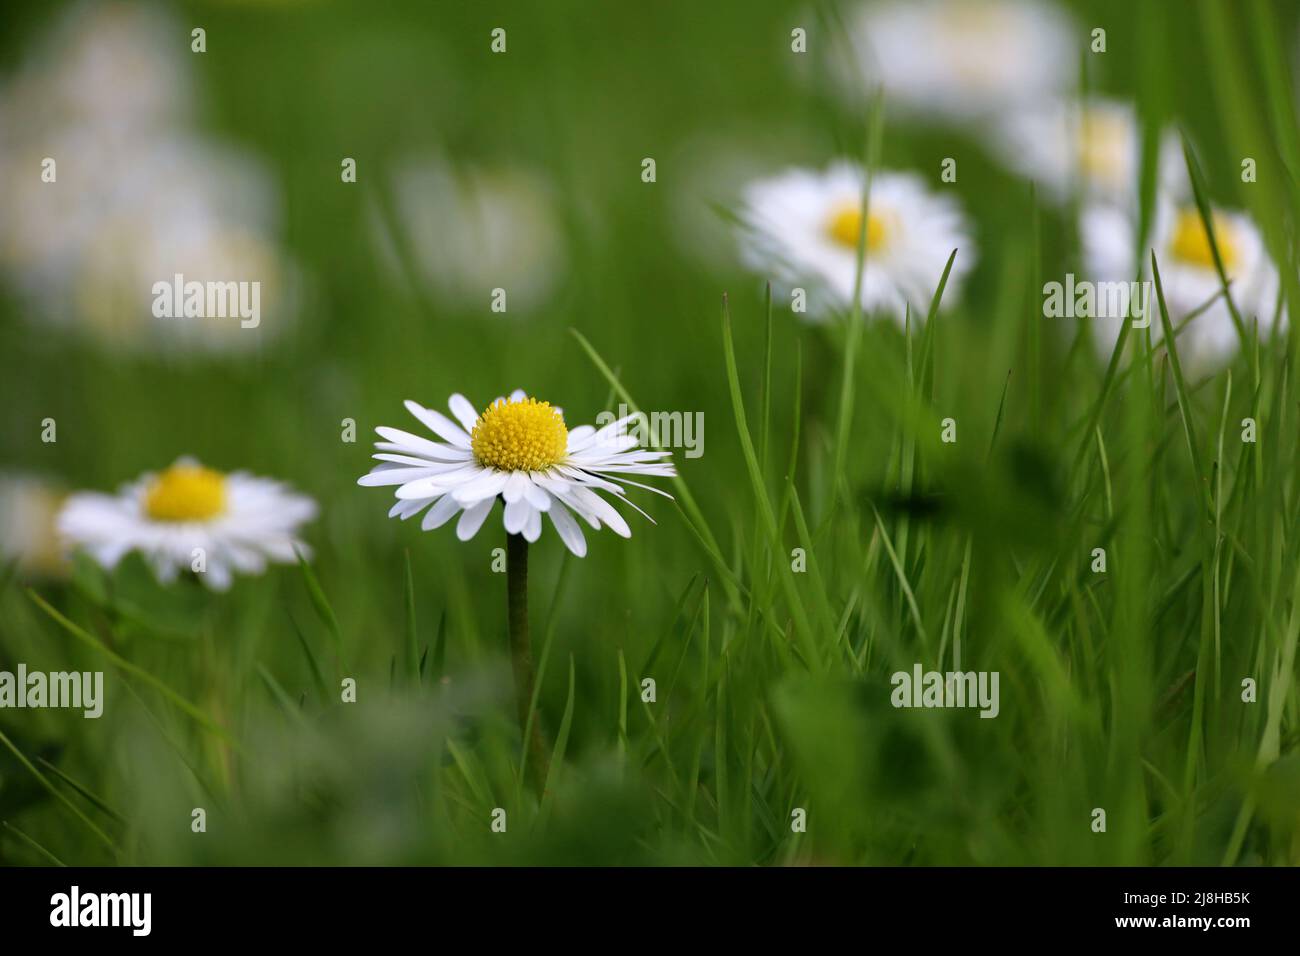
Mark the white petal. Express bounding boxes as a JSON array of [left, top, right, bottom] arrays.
[[565, 425, 597, 451], [533, 472, 572, 496], [503, 497, 531, 534], [389, 497, 433, 520], [508, 388, 527, 402], [569, 486, 631, 537], [375, 427, 466, 462], [456, 497, 494, 541], [592, 413, 639, 443], [358, 465, 458, 487], [448, 393, 480, 433], [502, 471, 530, 504], [394, 465, 484, 499], [451, 469, 510, 505], [523, 507, 543, 543], [203, 560, 233, 592], [556, 464, 624, 494], [405, 400, 472, 448], [547, 500, 588, 557], [422, 495, 462, 530], [522, 479, 551, 511], [373, 441, 473, 462]]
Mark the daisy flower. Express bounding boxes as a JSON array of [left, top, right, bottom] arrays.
[[737, 163, 975, 320], [0, 473, 67, 578], [57, 459, 318, 591], [358, 390, 676, 557], [0, 3, 296, 355], [1083, 196, 1285, 367], [360, 389, 675, 793], [370, 157, 566, 312], [835, 0, 1077, 124], [989, 98, 1187, 208]]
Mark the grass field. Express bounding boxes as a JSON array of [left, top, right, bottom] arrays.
[[1, 0, 1299, 866]]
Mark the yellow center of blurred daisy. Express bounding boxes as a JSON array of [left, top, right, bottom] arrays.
[[1078, 111, 1126, 180], [826, 205, 886, 252], [471, 397, 568, 472], [144, 465, 227, 522], [1169, 209, 1238, 271]]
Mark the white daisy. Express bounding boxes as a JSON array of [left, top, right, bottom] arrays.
[[57, 459, 318, 591], [370, 157, 565, 312], [836, 0, 1077, 124], [737, 163, 975, 320], [358, 391, 676, 557], [990, 98, 1187, 208], [1083, 196, 1285, 366], [0, 3, 296, 355], [0, 473, 67, 578]]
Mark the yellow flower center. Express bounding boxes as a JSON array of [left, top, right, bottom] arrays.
[[1078, 111, 1126, 181], [1169, 209, 1239, 271], [144, 464, 227, 522], [470, 397, 568, 472], [826, 204, 887, 252]]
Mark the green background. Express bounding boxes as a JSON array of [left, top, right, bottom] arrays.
[[1, 0, 1299, 865]]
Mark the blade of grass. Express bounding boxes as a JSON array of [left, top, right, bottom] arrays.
[[0, 728, 117, 854], [404, 548, 420, 684], [27, 590, 237, 747], [2, 820, 67, 866]]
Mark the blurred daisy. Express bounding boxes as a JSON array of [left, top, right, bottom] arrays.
[[0, 474, 67, 578], [737, 163, 974, 319], [0, 3, 296, 355], [57, 459, 317, 591], [1083, 197, 1284, 366], [990, 98, 1187, 207], [836, 0, 1077, 123], [358, 391, 675, 557], [0, 2, 189, 143], [372, 158, 566, 312]]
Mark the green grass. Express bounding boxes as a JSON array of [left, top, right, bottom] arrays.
[[1, 0, 1299, 866]]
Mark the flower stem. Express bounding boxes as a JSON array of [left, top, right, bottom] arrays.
[[506, 532, 549, 795]]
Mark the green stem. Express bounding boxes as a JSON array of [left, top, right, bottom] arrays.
[[507, 532, 549, 794]]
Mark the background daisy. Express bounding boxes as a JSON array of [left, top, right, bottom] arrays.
[[0, 472, 67, 578], [370, 157, 566, 314], [737, 163, 975, 320], [0, 2, 297, 354], [1083, 196, 1285, 366], [834, 0, 1078, 124], [988, 98, 1187, 208], [58, 458, 318, 591]]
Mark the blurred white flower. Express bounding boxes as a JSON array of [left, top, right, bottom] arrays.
[[737, 163, 975, 320], [836, 0, 1077, 123], [1083, 196, 1285, 367], [358, 390, 675, 558], [990, 98, 1187, 208], [0, 2, 297, 354], [0, 2, 189, 143], [0, 473, 67, 578], [58, 459, 318, 591], [372, 158, 565, 312]]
